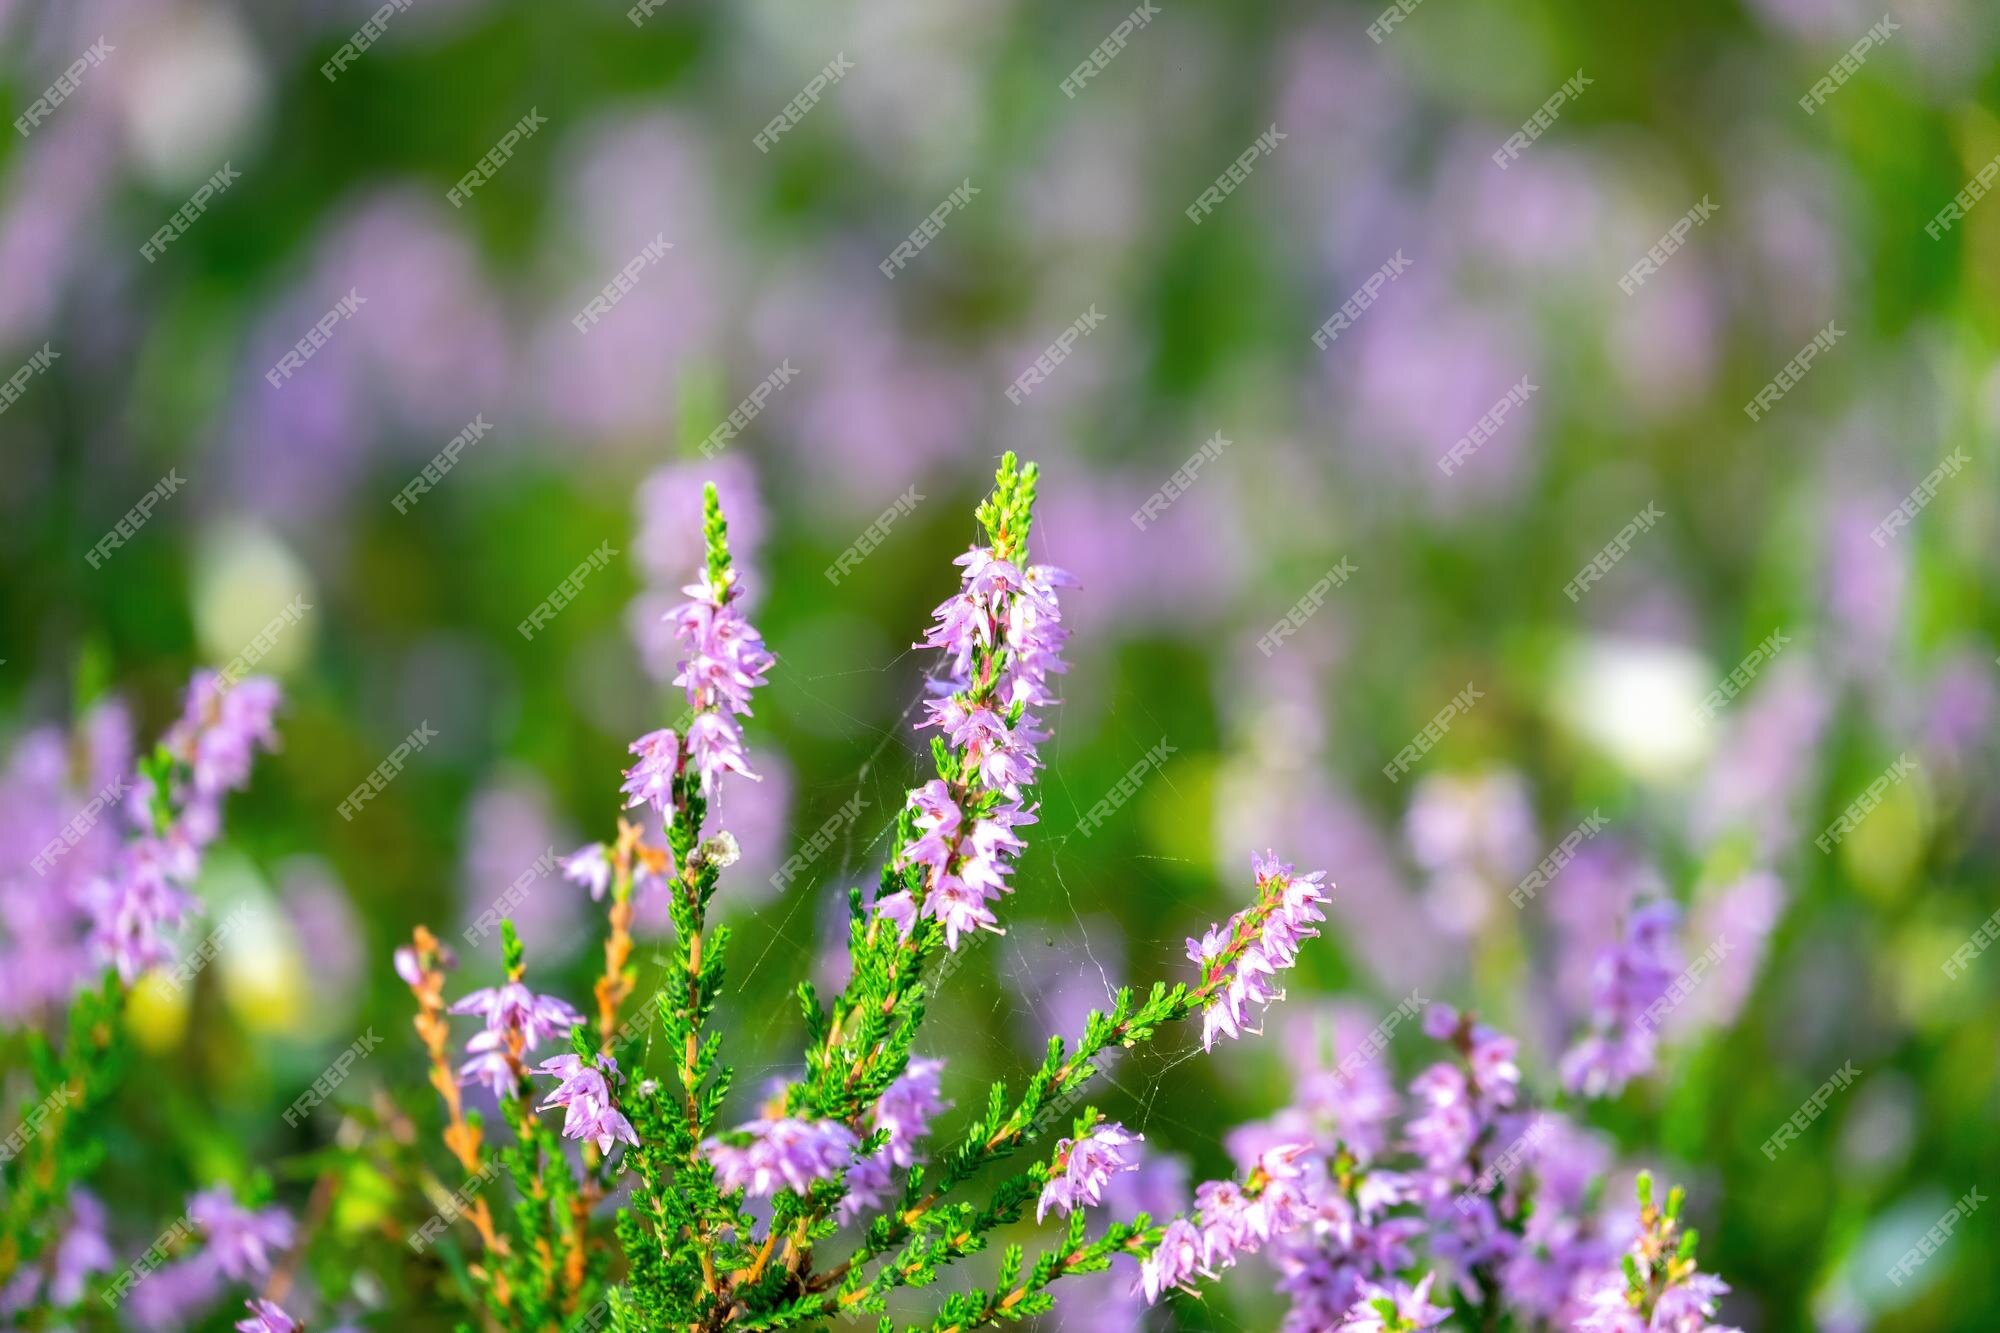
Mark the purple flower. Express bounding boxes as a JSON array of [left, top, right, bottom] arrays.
[[1560, 901, 1682, 1098], [0, 1188, 113, 1314], [872, 889, 919, 939], [1037, 1121, 1142, 1221], [872, 1057, 949, 1166], [672, 578, 775, 714], [1263, 1004, 1402, 1164], [536, 1052, 639, 1153], [563, 843, 613, 900], [130, 675, 282, 851], [901, 780, 963, 876], [460, 778, 585, 966], [835, 1151, 898, 1225], [187, 1189, 294, 1283], [1689, 660, 1831, 857], [1142, 1144, 1314, 1305], [71, 673, 283, 984], [1190, 854, 1330, 1050], [1137, 1217, 1209, 1304], [0, 714, 127, 1018], [52, 1188, 115, 1306], [884, 532, 1071, 950], [1578, 1183, 1741, 1333], [1680, 875, 1783, 1041], [122, 1251, 225, 1330], [1405, 769, 1539, 935], [1499, 1118, 1617, 1324], [167, 674, 282, 802], [703, 1116, 860, 1198], [652, 568, 775, 802], [1405, 769, 1538, 879], [890, 780, 1037, 950], [457, 1028, 516, 1100], [926, 873, 1002, 950], [83, 854, 195, 984], [621, 729, 682, 816], [684, 711, 757, 798], [450, 981, 585, 1095], [1337, 1273, 1452, 1332], [918, 550, 1074, 710], [235, 1297, 301, 1332], [450, 981, 585, 1048]]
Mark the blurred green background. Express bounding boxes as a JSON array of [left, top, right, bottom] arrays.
[[2, 0, 1998, 1328]]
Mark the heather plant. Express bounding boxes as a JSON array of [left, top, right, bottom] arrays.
[[0, 456, 1752, 1328], [361, 457, 1741, 1332], [1, 672, 287, 1329], [0, 458, 1749, 1332]]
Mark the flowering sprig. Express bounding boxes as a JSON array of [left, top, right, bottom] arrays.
[[410, 918, 603, 1326], [373, 456, 1742, 1333], [395, 925, 513, 1299], [1036, 1120, 1141, 1221], [1561, 900, 1681, 1098], [1579, 1173, 1742, 1332], [392, 459, 1336, 1331], [1136, 1142, 1316, 1301], [693, 456, 1070, 1304], [783, 458, 1068, 1167], [1187, 851, 1330, 1048], [392, 486, 772, 1328], [88, 672, 280, 982], [0, 674, 279, 1324]]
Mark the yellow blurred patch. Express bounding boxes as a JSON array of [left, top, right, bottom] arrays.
[[219, 906, 308, 1035], [191, 520, 317, 680], [1139, 752, 1215, 866], [332, 1159, 399, 1237], [1840, 777, 1930, 904], [125, 969, 191, 1051]]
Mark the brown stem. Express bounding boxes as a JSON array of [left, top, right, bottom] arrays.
[[406, 926, 512, 1302]]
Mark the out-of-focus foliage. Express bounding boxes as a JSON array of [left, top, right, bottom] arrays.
[[1, 0, 1996, 1329]]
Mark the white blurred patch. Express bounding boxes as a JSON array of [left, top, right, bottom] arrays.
[[203, 853, 310, 1036], [191, 520, 317, 679], [115, 4, 266, 186], [1552, 636, 1715, 782]]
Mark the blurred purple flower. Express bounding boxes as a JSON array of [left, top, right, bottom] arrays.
[[1560, 901, 1682, 1098], [0, 712, 127, 1018], [0, 110, 120, 346], [1688, 659, 1831, 857], [1919, 647, 1997, 773], [1337, 278, 1542, 508], [187, 1188, 293, 1283], [235, 1298, 301, 1333], [1405, 769, 1539, 937], [460, 774, 582, 964], [1337, 1273, 1451, 1332], [1669, 871, 1785, 1040], [753, 265, 976, 510], [530, 113, 729, 446], [0, 1187, 113, 1314], [281, 858, 364, 1016], [224, 192, 510, 525], [704, 1116, 859, 1199]]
